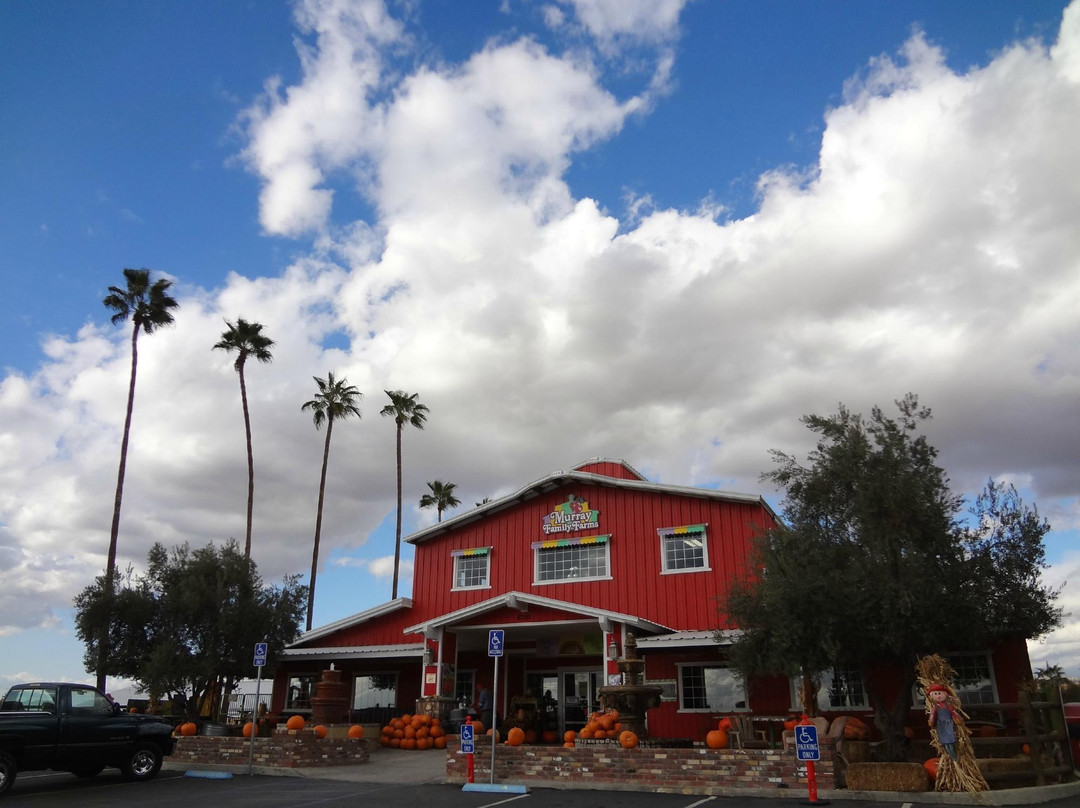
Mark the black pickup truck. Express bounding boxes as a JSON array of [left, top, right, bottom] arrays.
[[0, 682, 175, 797]]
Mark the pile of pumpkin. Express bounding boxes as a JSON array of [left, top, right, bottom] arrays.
[[562, 709, 639, 749], [379, 712, 448, 750]]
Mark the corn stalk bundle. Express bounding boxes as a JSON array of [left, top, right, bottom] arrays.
[[916, 654, 989, 793]]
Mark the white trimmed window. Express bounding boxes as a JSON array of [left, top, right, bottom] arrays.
[[946, 653, 996, 705], [677, 664, 747, 712], [533, 535, 610, 583], [659, 524, 710, 573], [790, 666, 868, 711], [451, 547, 491, 590], [352, 673, 397, 709]]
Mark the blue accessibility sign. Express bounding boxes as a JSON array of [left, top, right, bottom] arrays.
[[795, 724, 820, 761], [488, 629, 504, 657], [253, 642, 268, 668], [460, 722, 475, 754]]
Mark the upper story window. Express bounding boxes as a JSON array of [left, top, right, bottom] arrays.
[[933, 652, 996, 706], [658, 524, 710, 573], [451, 547, 491, 590], [532, 534, 610, 583], [677, 664, 747, 712]]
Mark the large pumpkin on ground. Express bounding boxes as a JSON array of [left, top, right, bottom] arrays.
[[619, 730, 638, 749], [923, 758, 939, 779], [507, 727, 525, 746], [348, 725, 364, 739], [286, 715, 306, 731], [242, 722, 255, 738], [313, 724, 328, 739], [706, 729, 729, 749], [180, 722, 197, 736]]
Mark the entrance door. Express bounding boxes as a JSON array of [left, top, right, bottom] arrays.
[[560, 669, 603, 733]]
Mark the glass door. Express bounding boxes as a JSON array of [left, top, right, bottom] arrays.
[[560, 669, 602, 733]]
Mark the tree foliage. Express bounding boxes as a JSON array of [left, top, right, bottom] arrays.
[[75, 540, 305, 719], [419, 479, 461, 522], [724, 395, 1061, 760]]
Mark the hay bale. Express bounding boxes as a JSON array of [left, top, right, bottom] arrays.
[[845, 762, 930, 792], [841, 740, 871, 763]]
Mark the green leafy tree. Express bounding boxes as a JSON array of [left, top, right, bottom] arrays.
[[99, 267, 179, 690], [419, 479, 461, 522], [213, 318, 275, 558], [74, 540, 305, 718], [302, 372, 362, 630], [724, 395, 1061, 761], [381, 390, 428, 599]]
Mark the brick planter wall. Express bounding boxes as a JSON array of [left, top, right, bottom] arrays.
[[445, 736, 835, 795], [172, 728, 370, 768]]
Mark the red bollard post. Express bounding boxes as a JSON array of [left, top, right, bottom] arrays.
[[465, 716, 475, 784], [797, 713, 829, 805]]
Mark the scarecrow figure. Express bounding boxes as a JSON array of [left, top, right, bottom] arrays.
[[916, 654, 989, 793]]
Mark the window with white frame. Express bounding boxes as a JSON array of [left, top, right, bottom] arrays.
[[352, 673, 398, 710], [454, 669, 476, 707], [789, 666, 867, 711], [451, 547, 491, 590], [678, 664, 747, 712], [946, 653, 996, 705], [658, 524, 710, 572], [532, 535, 610, 583]]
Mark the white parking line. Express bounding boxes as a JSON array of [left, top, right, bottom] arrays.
[[480, 794, 531, 808], [683, 797, 716, 808]]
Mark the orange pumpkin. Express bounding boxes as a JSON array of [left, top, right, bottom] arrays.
[[401, 737, 416, 750], [286, 715, 306, 731], [599, 714, 615, 732], [472, 721, 485, 735], [430, 726, 445, 738], [579, 727, 594, 739], [507, 727, 525, 746], [706, 729, 729, 749], [525, 729, 537, 744], [180, 722, 198, 736], [718, 717, 733, 731], [563, 730, 577, 743], [619, 730, 638, 749], [313, 724, 328, 739], [242, 721, 255, 738], [434, 735, 448, 749], [389, 737, 401, 748], [978, 724, 998, 738], [923, 758, 939, 779], [563, 741, 575, 748], [348, 725, 364, 739], [782, 719, 797, 732], [379, 736, 390, 747]]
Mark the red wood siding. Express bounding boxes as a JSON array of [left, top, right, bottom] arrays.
[[573, 459, 645, 480], [408, 480, 774, 631]]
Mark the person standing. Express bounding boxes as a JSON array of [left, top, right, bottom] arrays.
[[476, 681, 493, 732]]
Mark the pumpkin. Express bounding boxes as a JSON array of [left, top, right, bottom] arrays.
[[472, 721, 485, 735], [401, 737, 416, 750], [563, 730, 577, 743], [1022, 743, 1031, 755], [286, 715, 306, 731], [717, 717, 733, 732], [782, 719, 797, 732], [619, 730, 638, 749], [379, 736, 390, 747], [563, 741, 575, 748], [507, 727, 525, 746], [180, 721, 198, 736], [706, 729, 729, 749], [978, 724, 998, 738], [430, 725, 445, 738], [923, 758, 939, 779], [348, 725, 364, 739], [542, 730, 559, 744], [313, 724, 328, 739], [579, 727, 594, 739], [242, 721, 255, 738], [599, 714, 615, 732], [843, 716, 870, 740], [525, 729, 537, 744], [434, 735, 448, 749], [389, 737, 401, 748]]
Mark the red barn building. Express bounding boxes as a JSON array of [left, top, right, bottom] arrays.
[[270, 458, 1033, 741]]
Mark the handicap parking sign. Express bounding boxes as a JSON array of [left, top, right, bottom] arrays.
[[795, 724, 820, 761], [488, 629, 504, 657], [460, 722, 474, 754]]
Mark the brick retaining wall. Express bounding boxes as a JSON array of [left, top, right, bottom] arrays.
[[444, 736, 835, 795], [172, 729, 369, 768]]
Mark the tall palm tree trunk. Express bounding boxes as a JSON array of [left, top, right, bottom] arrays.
[[99, 326, 140, 691], [392, 427, 402, 599], [239, 364, 255, 558], [307, 419, 334, 631]]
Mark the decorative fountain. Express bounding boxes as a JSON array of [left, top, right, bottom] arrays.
[[597, 632, 662, 739]]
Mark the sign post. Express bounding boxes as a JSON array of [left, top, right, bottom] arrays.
[[461, 717, 475, 783], [488, 629, 504, 784], [795, 715, 829, 805], [247, 642, 268, 776]]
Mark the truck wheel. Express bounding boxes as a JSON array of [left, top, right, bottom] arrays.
[[0, 750, 16, 796], [120, 743, 162, 782]]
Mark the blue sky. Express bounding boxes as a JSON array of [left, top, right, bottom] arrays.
[[2, 0, 1078, 687]]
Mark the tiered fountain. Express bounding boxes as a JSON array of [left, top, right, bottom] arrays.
[[597, 632, 662, 739]]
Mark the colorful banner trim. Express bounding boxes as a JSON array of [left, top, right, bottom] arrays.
[[450, 547, 491, 557], [659, 524, 706, 535], [531, 534, 610, 550]]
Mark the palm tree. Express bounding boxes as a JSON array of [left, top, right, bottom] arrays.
[[100, 267, 179, 690], [419, 480, 461, 523], [302, 372, 362, 631], [380, 390, 428, 599], [213, 319, 274, 559]]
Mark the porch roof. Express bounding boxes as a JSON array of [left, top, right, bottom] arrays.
[[287, 597, 413, 648], [635, 629, 740, 649], [402, 590, 672, 638], [279, 642, 424, 660]]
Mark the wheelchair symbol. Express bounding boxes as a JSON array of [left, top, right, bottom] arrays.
[[797, 726, 814, 744]]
